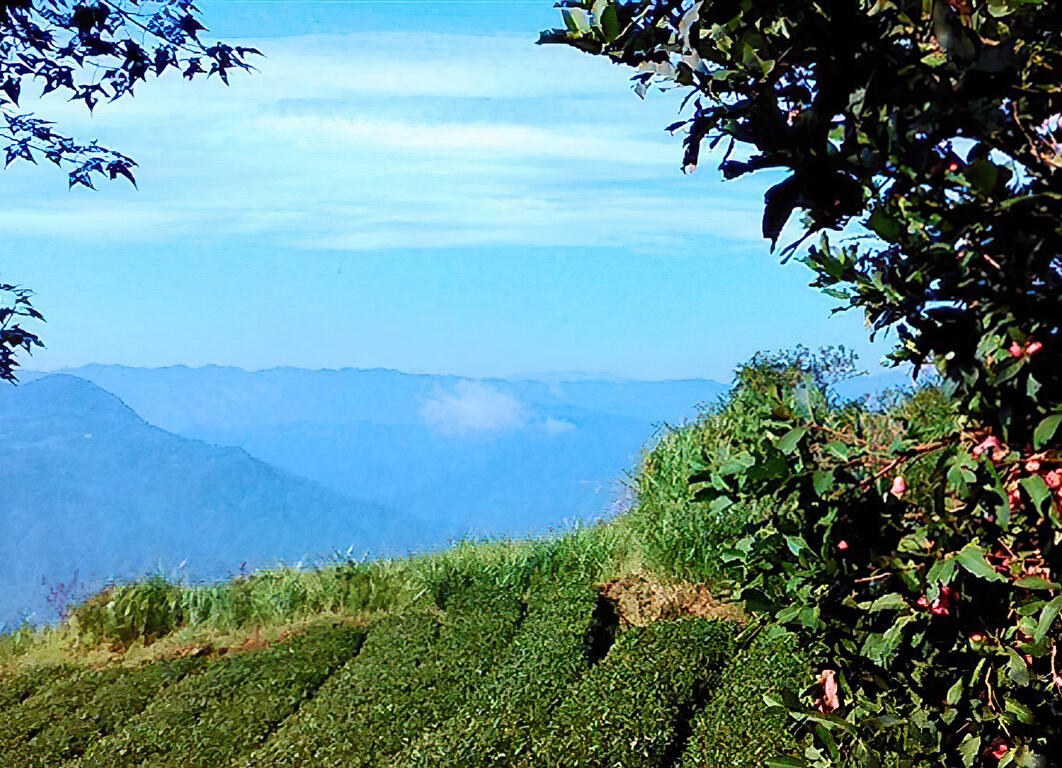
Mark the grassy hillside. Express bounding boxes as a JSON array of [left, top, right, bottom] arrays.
[[0, 354, 940, 766]]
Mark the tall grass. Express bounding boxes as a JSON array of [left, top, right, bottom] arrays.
[[52, 521, 633, 649]]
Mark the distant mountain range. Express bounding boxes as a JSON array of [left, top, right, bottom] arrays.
[[21, 365, 729, 534], [2, 362, 915, 628], [0, 375, 436, 628]]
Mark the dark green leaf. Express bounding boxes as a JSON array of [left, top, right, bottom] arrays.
[[775, 427, 807, 455], [956, 544, 1005, 582], [1034, 595, 1062, 643], [1034, 414, 1062, 449]]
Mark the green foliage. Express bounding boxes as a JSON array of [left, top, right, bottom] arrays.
[[73, 573, 185, 645], [546, 0, 1062, 762], [395, 575, 601, 766], [81, 621, 364, 768], [0, 658, 199, 767], [542, 0, 1062, 439], [638, 352, 1060, 766], [0, 284, 43, 384], [630, 347, 866, 584], [67, 523, 630, 645], [0, 665, 69, 710], [679, 628, 810, 768], [531, 617, 732, 767], [247, 582, 526, 767]]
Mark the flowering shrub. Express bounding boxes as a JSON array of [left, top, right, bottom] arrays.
[[546, 1, 1062, 764]]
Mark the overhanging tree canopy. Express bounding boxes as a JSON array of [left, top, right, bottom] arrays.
[[545, 3, 1062, 766], [0, 0, 256, 382], [542, 0, 1062, 442], [0, 0, 257, 188]]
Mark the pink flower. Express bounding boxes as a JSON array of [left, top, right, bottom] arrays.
[[1008, 488, 1023, 510], [916, 596, 929, 609], [837, 540, 849, 551], [930, 599, 950, 616], [972, 435, 1001, 458], [1009, 341, 1026, 358], [989, 741, 1010, 760], [1026, 459, 1042, 473], [890, 475, 907, 498], [929, 584, 957, 616], [970, 633, 985, 643], [1027, 340, 1043, 356], [814, 669, 841, 713], [1046, 470, 1062, 490]]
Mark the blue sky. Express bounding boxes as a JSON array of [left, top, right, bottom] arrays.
[[2, 0, 891, 381]]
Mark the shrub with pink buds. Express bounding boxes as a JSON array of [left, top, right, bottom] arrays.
[[988, 741, 1010, 761], [972, 435, 1001, 458], [890, 475, 907, 498]]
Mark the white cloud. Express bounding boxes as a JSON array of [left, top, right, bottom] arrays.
[[258, 115, 673, 165], [542, 417, 576, 436], [0, 28, 767, 255], [420, 381, 528, 434]]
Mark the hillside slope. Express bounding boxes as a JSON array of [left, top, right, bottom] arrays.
[[0, 537, 808, 768], [0, 375, 437, 628]]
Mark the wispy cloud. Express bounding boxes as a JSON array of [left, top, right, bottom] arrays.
[[259, 115, 672, 164], [543, 417, 576, 436], [420, 381, 528, 434], [0, 28, 760, 253]]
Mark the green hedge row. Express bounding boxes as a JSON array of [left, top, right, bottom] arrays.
[[247, 581, 526, 767], [527, 617, 734, 768], [0, 664, 73, 712], [0, 658, 201, 767], [397, 575, 600, 767], [80, 621, 365, 768], [679, 628, 809, 767]]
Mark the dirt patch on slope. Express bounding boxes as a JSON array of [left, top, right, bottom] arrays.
[[598, 572, 745, 628]]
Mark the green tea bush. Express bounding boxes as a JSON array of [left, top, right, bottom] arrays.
[[81, 621, 364, 768], [249, 581, 525, 767], [529, 617, 733, 768], [0, 665, 128, 766], [0, 658, 200, 767], [397, 574, 601, 766], [0, 664, 70, 711], [680, 628, 810, 768], [245, 612, 442, 768]]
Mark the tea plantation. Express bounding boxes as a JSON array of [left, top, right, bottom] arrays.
[[3, 356, 939, 766]]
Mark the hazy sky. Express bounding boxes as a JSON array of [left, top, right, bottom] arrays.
[[2, 0, 891, 381]]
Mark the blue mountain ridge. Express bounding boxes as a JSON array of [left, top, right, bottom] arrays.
[[2, 364, 917, 628], [0, 375, 437, 628], [34, 365, 730, 535]]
